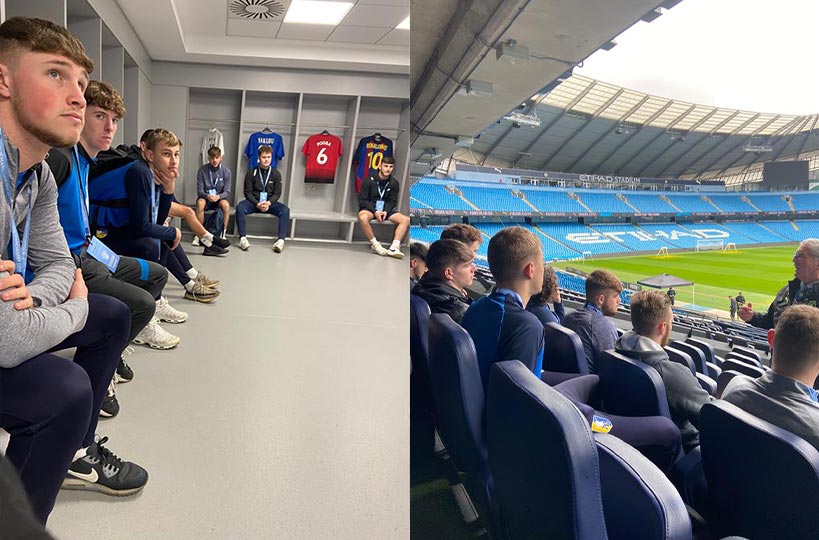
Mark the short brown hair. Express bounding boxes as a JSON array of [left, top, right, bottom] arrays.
[[382, 155, 395, 165], [773, 305, 819, 374], [529, 266, 559, 306], [427, 239, 473, 273], [84, 80, 125, 118], [410, 242, 428, 262], [441, 223, 482, 247], [487, 226, 541, 283], [145, 128, 181, 151], [207, 146, 222, 159], [258, 145, 272, 156], [585, 269, 623, 299], [0, 17, 94, 74], [629, 290, 671, 336]]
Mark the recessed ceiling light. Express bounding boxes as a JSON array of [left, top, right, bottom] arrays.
[[284, 1, 353, 25], [396, 16, 409, 30]]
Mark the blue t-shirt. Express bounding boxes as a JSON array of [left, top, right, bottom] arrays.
[[244, 131, 285, 169], [52, 147, 91, 253], [461, 289, 545, 390]]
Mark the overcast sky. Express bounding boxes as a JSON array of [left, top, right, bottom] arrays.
[[576, 0, 819, 115]]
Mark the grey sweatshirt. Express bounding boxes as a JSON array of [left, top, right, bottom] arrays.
[[615, 331, 712, 451], [723, 371, 819, 452], [0, 133, 88, 367]]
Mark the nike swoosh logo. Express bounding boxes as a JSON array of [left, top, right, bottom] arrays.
[[69, 468, 98, 483]]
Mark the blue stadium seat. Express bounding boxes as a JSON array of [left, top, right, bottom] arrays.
[[748, 194, 791, 212], [597, 350, 672, 419], [486, 360, 692, 540], [700, 401, 819, 540], [707, 195, 757, 213], [410, 295, 438, 482], [521, 188, 588, 214], [542, 322, 588, 375], [575, 191, 633, 214], [624, 193, 678, 213], [667, 194, 716, 214], [669, 340, 708, 375], [427, 313, 503, 539], [720, 359, 765, 379], [715, 370, 747, 398]]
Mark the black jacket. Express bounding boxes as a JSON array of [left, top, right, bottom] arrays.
[[412, 277, 472, 324], [244, 166, 282, 205], [358, 174, 399, 214], [750, 278, 819, 329]]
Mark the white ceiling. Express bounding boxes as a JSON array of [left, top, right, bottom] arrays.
[[113, 0, 409, 73]]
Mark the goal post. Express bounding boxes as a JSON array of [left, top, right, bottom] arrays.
[[656, 246, 669, 258], [723, 242, 737, 252], [695, 238, 724, 252]]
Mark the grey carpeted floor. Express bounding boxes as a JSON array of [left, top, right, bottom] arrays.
[[46, 239, 409, 540]]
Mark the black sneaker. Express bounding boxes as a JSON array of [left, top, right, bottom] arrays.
[[212, 235, 231, 248], [115, 357, 134, 383], [99, 379, 119, 418], [203, 243, 228, 256], [62, 436, 148, 496]]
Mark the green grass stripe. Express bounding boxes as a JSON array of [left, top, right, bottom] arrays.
[[553, 245, 798, 312]]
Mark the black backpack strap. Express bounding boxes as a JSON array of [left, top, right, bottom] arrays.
[[44, 147, 72, 188]]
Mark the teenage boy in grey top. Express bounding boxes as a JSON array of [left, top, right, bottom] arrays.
[[724, 304, 819, 451], [0, 16, 147, 524]]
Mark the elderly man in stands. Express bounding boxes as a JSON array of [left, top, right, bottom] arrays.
[[563, 269, 622, 373], [616, 290, 713, 452], [724, 305, 819, 451], [739, 238, 819, 328]]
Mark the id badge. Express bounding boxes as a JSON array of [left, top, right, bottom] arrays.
[[375, 200, 385, 212], [86, 237, 120, 273], [259, 192, 268, 203], [208, 189, 217, 196]]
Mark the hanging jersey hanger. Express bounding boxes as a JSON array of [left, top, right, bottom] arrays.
[[321, 129, 330, 135]]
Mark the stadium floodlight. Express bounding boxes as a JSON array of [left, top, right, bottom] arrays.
[[496, 40, 530, 65], [502, 110, 541, 128]]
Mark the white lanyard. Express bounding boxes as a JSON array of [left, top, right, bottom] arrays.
[[0, 132, 32, 277]]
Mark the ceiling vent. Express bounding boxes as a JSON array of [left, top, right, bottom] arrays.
[[228, 0, 287, 21]]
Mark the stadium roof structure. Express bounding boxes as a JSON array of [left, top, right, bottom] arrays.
[[638, 274, 693, 289], [410, 0, 672, 177], [411, 0, 819, 186], [468, 73, 819, 183]]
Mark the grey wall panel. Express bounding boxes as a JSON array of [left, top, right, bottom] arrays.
[[151, 61, 408, 100]]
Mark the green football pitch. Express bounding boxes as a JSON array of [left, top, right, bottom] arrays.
[[552, 244, 799, 314]]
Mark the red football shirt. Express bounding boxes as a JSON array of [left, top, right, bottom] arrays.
[[302, 133, 343, 184]]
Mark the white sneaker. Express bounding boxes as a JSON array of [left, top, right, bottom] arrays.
[[122, 345, 135, 358], [272, 239, 285, 253], [155, 296, 188, 323], [387, 246, 405, 259], [371, 243, 388, 256], [239, 237, 250, 251], [191, 236, 200, 247], [133, 318, 180, 350]]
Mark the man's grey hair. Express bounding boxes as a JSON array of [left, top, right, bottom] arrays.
[[799, 238, 819, 258]]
